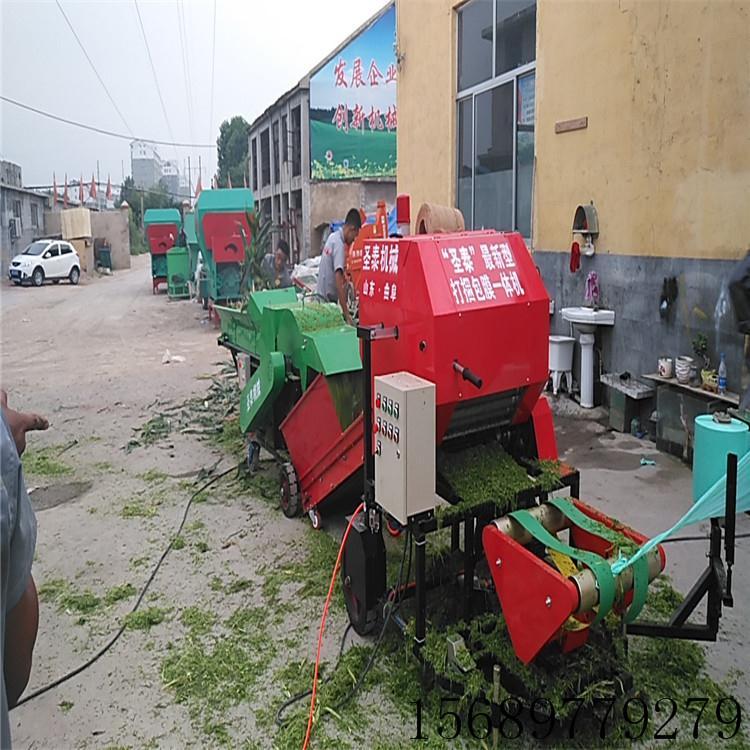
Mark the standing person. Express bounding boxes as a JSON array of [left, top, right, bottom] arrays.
[[316, 209, 362, 324], [261, 239, 293, 289], [1, 391, 47, 748]]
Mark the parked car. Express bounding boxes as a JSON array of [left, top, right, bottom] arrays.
[[8, 239, 81, 287]]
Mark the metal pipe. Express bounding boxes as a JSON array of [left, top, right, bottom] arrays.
[[492, 504, 663, 613]]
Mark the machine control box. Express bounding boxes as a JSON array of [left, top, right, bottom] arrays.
[[374, 372, 436, 525]]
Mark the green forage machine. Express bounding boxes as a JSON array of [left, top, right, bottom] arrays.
[[195, 188, 254, 309]]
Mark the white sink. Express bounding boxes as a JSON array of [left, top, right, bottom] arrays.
[[559, 307, 615, 409], [561, 306, 615, 333]]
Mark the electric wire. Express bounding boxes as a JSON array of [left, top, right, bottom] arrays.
[[208, 0, 217, 144], [133, 0, 178, 160], [277, 529, 412, 730], [274, 623, 353, 726], [176, 0, 195, 144], [331, 529, 412, 714], [660, 532, 750, 544], [12, 462, 241, 708], [55, 0, 134, 137], [0, 96, 215, 148]]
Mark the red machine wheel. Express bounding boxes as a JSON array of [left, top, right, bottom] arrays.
[[279, 463, 301, 518]]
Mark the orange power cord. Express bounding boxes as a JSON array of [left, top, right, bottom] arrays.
[[302, 502, 364, 750]]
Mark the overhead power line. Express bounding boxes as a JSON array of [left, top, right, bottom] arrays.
[[176, 0, 195, 144], [208, 0, 217, 143], [0, 95, 215, 148], [55, 0, 134, 137], [133, 0, 178, 158]]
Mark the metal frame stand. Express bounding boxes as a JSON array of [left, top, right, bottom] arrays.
[[627, 452, 737, 640]]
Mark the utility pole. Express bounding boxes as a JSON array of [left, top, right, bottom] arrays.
[[188, 155, 192, 205]]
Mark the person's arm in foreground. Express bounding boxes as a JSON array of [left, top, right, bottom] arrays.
[[1, 390, 46, 708], [335, 268, 352, 325], [4, 579, 38, 708]]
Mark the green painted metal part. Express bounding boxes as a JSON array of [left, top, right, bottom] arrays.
[[167, 245, 190, 299], [151, 254, 168, 279], [194, 188, 254, 303], [184, 212, 200, 279], [143, 208, 181, 229], [216, 289, 360, 434]]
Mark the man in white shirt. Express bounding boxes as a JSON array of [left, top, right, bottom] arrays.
[[315, 208, 362, 324]]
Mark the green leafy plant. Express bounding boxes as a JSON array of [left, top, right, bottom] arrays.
[[692, 333, 711, 369], [238, 209, 273, 298]]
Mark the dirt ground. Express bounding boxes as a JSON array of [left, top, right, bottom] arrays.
[[2, 256, 748, 749]]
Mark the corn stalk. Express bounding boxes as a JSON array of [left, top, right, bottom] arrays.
[[238, 210, 272, 299]]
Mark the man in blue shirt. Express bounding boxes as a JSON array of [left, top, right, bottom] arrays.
[[315, 208, 362, 324], [1, 391, 47, 748]]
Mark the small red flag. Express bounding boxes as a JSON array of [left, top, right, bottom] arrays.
[[106, 175, 112, 201], [90, 173, 97, 200], [53, 173, 58, 205]]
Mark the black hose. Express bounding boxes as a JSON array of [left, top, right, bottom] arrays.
[[12, 462, 241, 708]]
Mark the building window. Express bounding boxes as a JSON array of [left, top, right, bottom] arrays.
[[457, 0, 493, 92], [260, 128, 271, 187], [281, 115, 289, 163], [291, 106, 301, 178], [251, 138, 258, 191], [12, 200, 22, 230], [456, 0, 536, 237], [30, 203, 39, 228], [272, 121, 280, 184]]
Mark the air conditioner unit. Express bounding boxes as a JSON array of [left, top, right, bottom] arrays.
[[9, 217, 21, 239]]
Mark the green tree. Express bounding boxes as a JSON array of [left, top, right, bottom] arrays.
[[117, 176, 179, 254], [216, 116, 249, 189]]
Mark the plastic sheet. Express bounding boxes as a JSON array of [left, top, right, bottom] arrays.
[[611, 451, 750, 574]]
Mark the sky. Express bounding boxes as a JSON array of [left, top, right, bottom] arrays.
[[0, 0, 387, 191]]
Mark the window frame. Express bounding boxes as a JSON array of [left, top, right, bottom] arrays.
[[455, 0, 536, 238], [30, 202, 39, 228]]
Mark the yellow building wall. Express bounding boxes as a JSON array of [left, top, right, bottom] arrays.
[[535, 0, 750, 259], [396, 0, 457, 219], [396, 0, 750, 260]]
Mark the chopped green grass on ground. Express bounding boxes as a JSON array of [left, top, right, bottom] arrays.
[[58, 700, 74, 713], [260, 524, 341, 608], [104, 583, 136, 605], [124, 607, 168, 630], [226, 577, 252, 594], [121, 500, 158, 518], [209, 416, 244, 457], [139, 468, 168, 483], [180, 606, 217, 637], [171, 535, 186, 550], [23, 446, 73, 477], [38, 578, 101, 618]]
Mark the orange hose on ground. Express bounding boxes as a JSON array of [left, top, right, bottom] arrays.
[[302, 502, 365, 750]]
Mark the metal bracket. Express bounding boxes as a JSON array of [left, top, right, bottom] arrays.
[[627, 453, 737, 641]]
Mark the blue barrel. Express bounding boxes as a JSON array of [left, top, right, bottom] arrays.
[[693, 415, 749, 503]]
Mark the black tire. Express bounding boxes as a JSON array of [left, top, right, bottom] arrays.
[[31, 267, 44, 287], [12, 281, 20, 286], [69, 266, 80, 285], [52, 279, 60, 285], [279, 462, 301, 518]]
